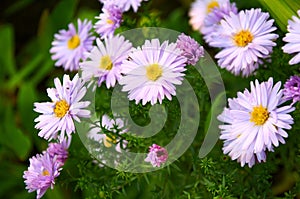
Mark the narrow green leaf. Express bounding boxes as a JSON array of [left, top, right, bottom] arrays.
[[257, 0, 299, 32], [6, 53, 44, 90], [0, 24, 16, 78], [17, 82, 38, 133]]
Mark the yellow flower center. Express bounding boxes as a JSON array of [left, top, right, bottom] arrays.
[[100, 55, 113, 70], [234, 30, 253, 47], [207, 1, 219, 13], [106, 19, 114, 24], [250, 105, 269, 125], [42, 169, 50, 176], [54, 100, 70, 118], [67, 34, 81, 49], [103, 136, 117, 148], [146, 64, 163, 81]]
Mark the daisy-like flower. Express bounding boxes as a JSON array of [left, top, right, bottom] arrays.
[[46, 138, 70, 166], [282, 10, 300, 65], [100, 0, 147, 12], [50, 19, 95, 71], [283, 75, 300, 104], [119, 39, 187, 105], [88, 114, 127, 153], [80, 35, 132, 88], [34, 74, 90, 141], [176, 33, 204, 66], [201, 0, 238, 45], [211, 9, 278, 77], [23, 153, 61, 199], [218, 78, 295, 167], [189, 0, 227, 31], [144, 144, 168, 167], [94, 5, 123, 38]]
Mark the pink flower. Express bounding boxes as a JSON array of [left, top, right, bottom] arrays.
[[145, 144, 168, 167]]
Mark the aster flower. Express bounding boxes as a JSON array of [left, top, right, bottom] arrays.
[[119, 39, 187, 105], [144, 144, 168, 167], [283, 75, 300, 104], [282, 10, 300, 65], [176, 33, 204, 66], [50, 19, 95, 71], [88, 114, 127, 153], [46, 138, 70, 166], [210, 9, 278, 77], [218, 78, 295, 167], [189, 0, 227, 31], [80, 35, 132, 88], [201, 0, 238, 45], [99, 0, 147, 12], [94, 5, 123, 38], [23, 153, 61, 199], [34, 74, 90, 141]]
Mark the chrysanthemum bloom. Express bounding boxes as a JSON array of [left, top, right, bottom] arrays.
[[201, 0, 238, 45], [34, 74, 90, 141], [50, 19, 95, 71], [283, 75, 300, 104], [100, 0, 148, 12], [218, 78, 295, 167], [94, 5, 123, 38], [23, 153, 61, 199], [88, 114, 127, 153], [176, 33, 204, 66], [119, 39, 187, 105], [210, 9, 278, 77], [282, 10, 300, 65], [189, 0, 227, 31], [80, 35, 132, 88], [144, 144, 168, 167], [46, 138, 70, 166]]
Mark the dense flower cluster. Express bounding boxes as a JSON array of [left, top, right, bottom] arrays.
[[23, 0, 300, 198]]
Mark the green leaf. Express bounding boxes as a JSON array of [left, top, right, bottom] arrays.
[[0, 24, 16, 78], [257, 0, 299, 32], [17, 82, 38, 133], [1, 106, 31, 160]]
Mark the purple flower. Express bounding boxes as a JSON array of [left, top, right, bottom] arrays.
[[50, 19, 95, 71], [46, 138, 70, 166], [218, 78, 295, 167], [202, 0, 238, 46], [119, 39, 187, 105], [99, 0, 147, 12], [282, 10, 300, 65], [94, 5, 123, 38], [144, 144, 168, 167], [176, 33, 204, 66], [189, 0, 227, 31], [80, 35, 132, 88], [34, 74, 90, 141], [23, 153, 61, 199], [283, 75, 300, 104], [211, 9, 278, 77]]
